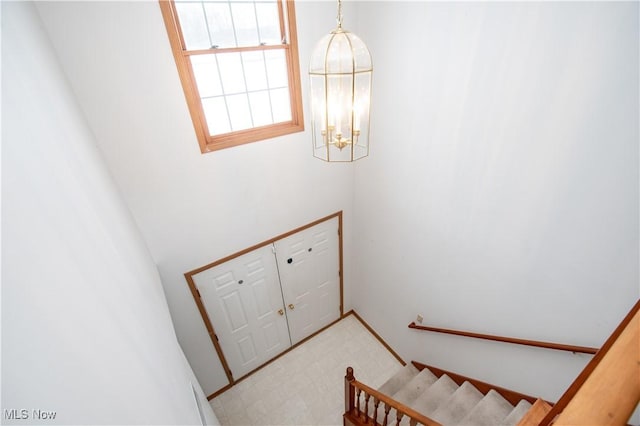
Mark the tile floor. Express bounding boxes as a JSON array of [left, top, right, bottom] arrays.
[[209, 314, 404, 425]]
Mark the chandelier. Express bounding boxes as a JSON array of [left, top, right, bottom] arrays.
[[309, 0, 373, 162]]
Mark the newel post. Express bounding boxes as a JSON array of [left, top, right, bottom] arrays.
[[345, 366, 355, 413]]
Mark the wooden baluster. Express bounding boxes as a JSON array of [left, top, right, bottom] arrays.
[[363, 392, 371, 423], [373, 397, 380, 425], [396, 410, 403, 426], [409, 418, 418, 426], [345, 367, 355, 415], [383, 403, 391, 426], [356, 388, 362, 418]]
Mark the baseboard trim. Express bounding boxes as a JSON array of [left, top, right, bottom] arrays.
[[344, 310, 406, 366], [206, 314, 345, 400], [206, 383, 232, 401], [207, 310, 406, 400]]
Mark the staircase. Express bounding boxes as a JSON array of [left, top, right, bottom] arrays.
[[344, 361, 549, 426], [345, 300, 640, 426], [375, 364, 532, 425]]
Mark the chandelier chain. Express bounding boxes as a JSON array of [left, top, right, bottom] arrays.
[[336, 0, 343, 29]]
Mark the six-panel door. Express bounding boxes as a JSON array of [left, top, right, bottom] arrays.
[[191, 215, 341, 381], [274, 217, 340, 345], [192, 245, 291, 379]]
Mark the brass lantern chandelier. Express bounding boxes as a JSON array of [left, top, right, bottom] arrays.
[[309, 0, 373, 162]]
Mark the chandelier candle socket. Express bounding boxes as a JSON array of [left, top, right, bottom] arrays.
[[309, 0, 373, 162]]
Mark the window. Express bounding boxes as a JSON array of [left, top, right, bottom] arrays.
[[159, 0, 304, 153]]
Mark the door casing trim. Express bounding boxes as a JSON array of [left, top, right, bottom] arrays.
[[184, 211, 344, 395]]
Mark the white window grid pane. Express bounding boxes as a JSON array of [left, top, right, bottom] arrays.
[[180, 0, 292, 135], [217, 52, 247, 94], [178, 1, 284, 50], [175, 2, 212, 50], [191, 54, 223, 98], [226, 94, 253, 131], [230, 3, 260, 47], [242, 51, 268, 92], [255, 2, 280, 45], [202, 97, 231, 136], [203, 3, 236, 48], [270, 87, 291, 123], [196, 44, 291, 135], [249, 91, 274, 127], [264, 49, 288, 88]]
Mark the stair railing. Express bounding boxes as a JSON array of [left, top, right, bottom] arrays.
[[539, 299, 640, 426], [407, 323, 598, 354], [406, 300, 639, 425], [344, 367, 442, 426]]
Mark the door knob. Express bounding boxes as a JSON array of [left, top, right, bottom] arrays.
[[288, 304, 295, 310], [277, 309, 284, 316]]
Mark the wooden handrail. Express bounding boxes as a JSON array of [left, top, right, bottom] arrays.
[[344, 367, 442, 426], [516, 399, 552, 426], [539, 299, 640, 426], [408, 322, 598, 354]]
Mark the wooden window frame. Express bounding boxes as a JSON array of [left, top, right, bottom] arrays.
[[159, 0, 304, 153]]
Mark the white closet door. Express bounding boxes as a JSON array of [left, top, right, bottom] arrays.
[[275, 217, 340, 345], [192, 245, 290, 379]]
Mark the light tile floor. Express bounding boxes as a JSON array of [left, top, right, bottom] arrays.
[[209, 314, 404, 426]]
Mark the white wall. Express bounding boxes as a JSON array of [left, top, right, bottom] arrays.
[[33, 0, 639, 407], [2, 2, 218, 424], [352, 1, 639, 401], [35, 1, 356, 395]]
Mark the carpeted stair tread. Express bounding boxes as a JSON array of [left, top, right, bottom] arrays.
[[457, 389, 514, 425], [501, 399, 533, 426], [378, 364, 419, 396], [430, 381, 484, 425], [392, 368, 439, 406], [409, 374, 460, 417], [374, 364, 536, 426]]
